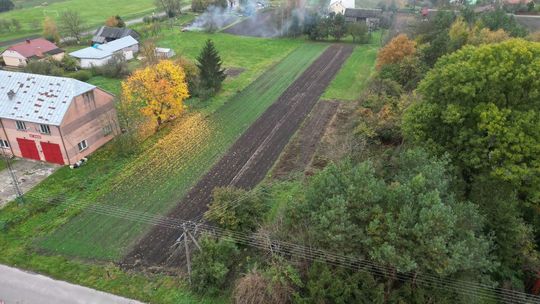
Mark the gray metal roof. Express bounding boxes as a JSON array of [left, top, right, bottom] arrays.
[[92, 26, 141, 44], [0, 71, 95, 126], [69, 36, 138, 59]]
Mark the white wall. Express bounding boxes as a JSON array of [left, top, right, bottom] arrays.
[[80, 57, 111, 68]]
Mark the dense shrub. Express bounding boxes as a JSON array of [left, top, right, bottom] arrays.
[[24, 60, 64, 76], [91, 53, 129, 78], [68, 70, 92, 81], [205, 187, 268, 232], [191, 235, 239, 295]]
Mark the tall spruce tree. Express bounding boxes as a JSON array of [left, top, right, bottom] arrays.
[[196, 39, 226, 96]]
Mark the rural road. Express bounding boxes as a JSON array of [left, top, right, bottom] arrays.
[[0, 264, 143, 304]]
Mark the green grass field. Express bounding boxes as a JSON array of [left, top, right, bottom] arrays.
[[322, 45, 378, 101], [0, 0, 158, 41], [39, 43, 328, 260]]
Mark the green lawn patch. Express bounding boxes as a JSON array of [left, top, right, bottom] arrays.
[[0, 0, 159, 41], [322, 44, 378, 101], [39, 43, 328, 260]]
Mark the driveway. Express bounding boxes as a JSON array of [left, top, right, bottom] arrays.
[[0, 158, 59, 208], [0, 264, 143, 304]]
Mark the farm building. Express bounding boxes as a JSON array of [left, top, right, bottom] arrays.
[[328, 0, 354, 15], [156, 47, 175, 59], [69, 36, 139, 68], [344, 8, 382, 29], [0, 71, 118, 165], [92, 26, 141, 45], [1, 38, 64, 68]]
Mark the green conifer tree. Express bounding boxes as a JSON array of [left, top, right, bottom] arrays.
[[196, 39, 226, 96]]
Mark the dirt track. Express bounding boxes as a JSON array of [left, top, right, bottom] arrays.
[[124, 44, 354, 267]]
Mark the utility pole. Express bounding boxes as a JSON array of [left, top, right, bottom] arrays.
[[168, 221, 201, 285], [1, 149, 23, 204]]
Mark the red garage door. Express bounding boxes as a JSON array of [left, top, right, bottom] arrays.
[[16, 138, 40, 161], [41, 142, 64, 165]]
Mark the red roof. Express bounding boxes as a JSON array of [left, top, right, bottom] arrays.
[[8, 38, 61, 59]]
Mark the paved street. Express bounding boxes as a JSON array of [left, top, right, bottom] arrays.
[[0, 264, 143, 304]]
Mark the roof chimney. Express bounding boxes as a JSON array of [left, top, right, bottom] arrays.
[[7, 90, 16, 100]]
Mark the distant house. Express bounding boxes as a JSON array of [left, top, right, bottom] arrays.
[[0, 71, 118, 165], [155, 47, 175, 59], [1, 38, 64, 68], [92, 26, 141, 45], [344, 8, 382, 29], [329, 0, 354, 15], [70, 36, 139, 68]]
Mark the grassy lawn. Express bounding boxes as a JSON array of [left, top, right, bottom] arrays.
[[0, 0, 158, 41], [38, 43, 327, 260], [322, 44, 378, 101]]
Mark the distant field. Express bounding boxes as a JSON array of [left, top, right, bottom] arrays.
[[323, 44, 378, 101], [0, 0, 157, 41], [40, 43, 327, 260]]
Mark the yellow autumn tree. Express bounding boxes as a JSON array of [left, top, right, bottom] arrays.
[[376, 34, 416, 69], [122, 60, 189, 130], [42, 17, 60, 44]]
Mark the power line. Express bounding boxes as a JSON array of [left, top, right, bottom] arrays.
[[17, 193, 540, 303]]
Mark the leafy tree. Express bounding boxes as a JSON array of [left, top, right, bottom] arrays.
[[59, 55, 79, 72], [175, 56, 200, 97], [196, 39, 226, 97], [481, 9, 527, 37], [155, 0, 183, 17], [331, 13, 347, 41], [191, 235, 239, 295], [303, 12, 325, 41], [403, 40, 540, 198], [42, 17, 60, 44], [0, 0, 14, 12], [298, 262, 385, 304], [467, 27, 510, 45], [379, 55, 427, 91], [105, 15, 125, 27], [470, 177, 539, 290], [122, 60, 189, 130], [448, 16, 470, 50], [205, 187, 268, 233], [283, 149, 494, 292], [348, 22, 369, 43], [24, 60, 64, 76], [376, 34, 416, 68], [420, 29, 451, 66], [59, 10, 84, 41], [93, 53, 129, 78]]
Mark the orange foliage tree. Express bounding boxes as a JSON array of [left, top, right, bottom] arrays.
[[376, 34, 416, 69], [122, 60, 189, 130]]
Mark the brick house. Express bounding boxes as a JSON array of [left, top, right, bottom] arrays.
[[0, 71, 118, 165], [1, 38, 65, 68]]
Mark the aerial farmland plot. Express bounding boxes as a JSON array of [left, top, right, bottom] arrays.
[[39, 43, 329, 261]]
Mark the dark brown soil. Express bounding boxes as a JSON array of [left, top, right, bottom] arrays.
[[223, 10, 280, 38], [271, 100, 340, 179], [225, 67, 245, 78], [123, 44, 354, 268]]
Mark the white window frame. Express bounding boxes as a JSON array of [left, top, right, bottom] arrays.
[[40, 124, 51, 134], [77, 140, 88, 152], [15, 120, 26, 130], [0, 139, 9, 149]]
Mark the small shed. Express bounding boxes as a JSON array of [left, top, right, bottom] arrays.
[[344, 8, 382, 29], [155, 47, 175, 59]]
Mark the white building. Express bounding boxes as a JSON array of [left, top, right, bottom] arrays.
[[329, 0, 355, 15], [69, 36, 139, 68]]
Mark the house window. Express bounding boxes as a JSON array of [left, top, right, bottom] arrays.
[[0, 139, 9, 148], [102, 124, 112, 136], [40, 124, 51, 134], [77, 140, 88, 152], [15, 120, 26, 130]]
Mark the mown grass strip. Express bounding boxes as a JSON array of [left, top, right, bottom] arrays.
[[40, 43, 328, 260]]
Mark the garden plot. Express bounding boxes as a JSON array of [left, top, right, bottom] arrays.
[[40, 44, 327, 261], [125, 44, 354, 267]]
